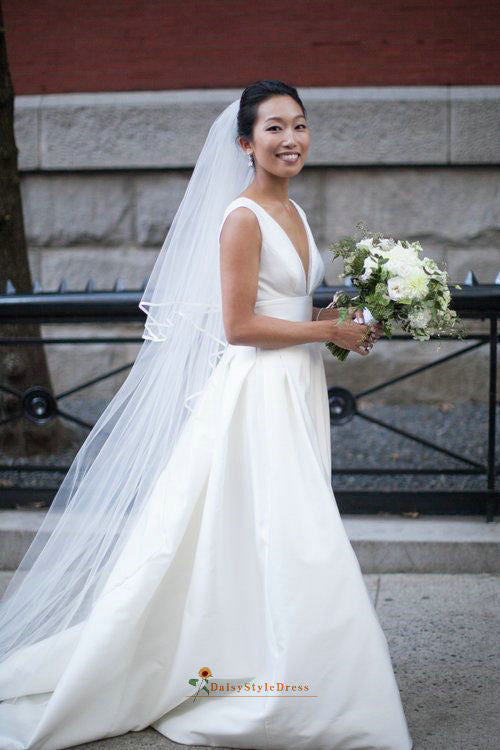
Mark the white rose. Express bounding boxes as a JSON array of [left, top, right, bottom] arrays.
[[385, 246, 421, 277], [387, 276, 411, 301]]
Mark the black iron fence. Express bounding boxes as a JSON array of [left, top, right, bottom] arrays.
[[0, 273, 498, 521]]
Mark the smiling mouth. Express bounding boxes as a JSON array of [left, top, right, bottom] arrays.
[[276, 153, 300, 163]]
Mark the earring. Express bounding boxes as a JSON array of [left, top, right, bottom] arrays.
[[247, 152, 254, 168]]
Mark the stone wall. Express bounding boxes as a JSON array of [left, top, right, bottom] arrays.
[[14, 87, 500, 404]]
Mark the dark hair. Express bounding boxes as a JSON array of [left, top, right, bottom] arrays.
[[236, 80, 307, 150]]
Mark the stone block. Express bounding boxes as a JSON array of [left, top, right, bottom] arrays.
[[451, 87, 500, 163], [135, 172, 190, 246], [35, 247, 158, 290], [322, 167, 500, 258], [301, 87, 448, 165], [38, 91, 237, 169], [20, 174, 134, 246]]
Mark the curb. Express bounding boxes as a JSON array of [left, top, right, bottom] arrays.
[[0, 511, 498, 574]]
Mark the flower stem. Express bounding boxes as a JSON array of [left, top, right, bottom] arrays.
[[325, 341, 350, 361]]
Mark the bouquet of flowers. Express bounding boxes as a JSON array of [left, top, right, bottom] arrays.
[[325, 223, 466, 361]]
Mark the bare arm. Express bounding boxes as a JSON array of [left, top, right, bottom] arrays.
[[313, 304, 363, 322], [312, 305, 343, 321], [219, 208, 378, 354]]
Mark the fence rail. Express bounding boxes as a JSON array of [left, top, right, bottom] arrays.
[[0, 273, 498, 521]]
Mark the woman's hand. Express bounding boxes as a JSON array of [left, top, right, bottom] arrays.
[[321, 311, 383, 356], [316, 303, 367, 323], [314, 304, 344, 321]]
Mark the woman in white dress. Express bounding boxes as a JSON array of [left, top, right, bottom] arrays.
[[0, 80, 413, 750]]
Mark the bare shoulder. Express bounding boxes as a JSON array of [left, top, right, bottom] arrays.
[[219, 205, 261, 250]]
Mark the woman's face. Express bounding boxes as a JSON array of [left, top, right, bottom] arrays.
[[241, 95, 309, 177]]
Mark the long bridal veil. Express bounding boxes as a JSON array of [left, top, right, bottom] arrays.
[[0, 96, 253, 701]]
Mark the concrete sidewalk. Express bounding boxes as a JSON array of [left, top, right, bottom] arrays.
[[1, 512, 499, 748], [0, 571, 498, 750]]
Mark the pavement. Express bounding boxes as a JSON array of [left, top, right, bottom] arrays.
[[0, 513, 499, 749]]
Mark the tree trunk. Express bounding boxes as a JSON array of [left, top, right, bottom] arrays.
[[0, 2, 74, 457]]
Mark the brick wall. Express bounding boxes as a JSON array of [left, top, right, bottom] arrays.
[[4, 0, 500, 94]]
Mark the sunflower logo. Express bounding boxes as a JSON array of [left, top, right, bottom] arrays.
[[188, 667, 213, 701]]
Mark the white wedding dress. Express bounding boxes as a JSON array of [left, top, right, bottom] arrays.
[[0, 197, 413, 750]]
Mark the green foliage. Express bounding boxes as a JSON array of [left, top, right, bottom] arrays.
[[349, 250, 368, 277], [328, 236, 357, 262]]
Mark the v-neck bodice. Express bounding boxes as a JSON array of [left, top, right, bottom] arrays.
[[218, 196, 325, 307], [244, 197, 311, 288]]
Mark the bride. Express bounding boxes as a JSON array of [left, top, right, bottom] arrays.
[[0, 80, 413, 750]]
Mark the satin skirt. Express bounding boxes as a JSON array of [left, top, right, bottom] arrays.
[[0, 295, 413, 750]]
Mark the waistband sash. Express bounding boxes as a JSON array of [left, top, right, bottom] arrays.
[[253, 295, 312, 322]]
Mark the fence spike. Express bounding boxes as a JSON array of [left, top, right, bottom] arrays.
[[85, 279, 96, 292], [32, 279, 43, 293], [113, 278, 125, 292], [5, 279, 16, 294], [464, 271, 478, 286], [58, 278, 68, 292]]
